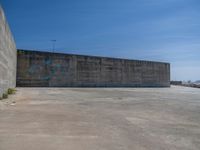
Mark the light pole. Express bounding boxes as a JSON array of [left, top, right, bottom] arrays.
[[51, 40, 56, 53]]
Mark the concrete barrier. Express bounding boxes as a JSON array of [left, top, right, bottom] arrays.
[[17, 50, 170, 87], [0, 5, 17, 97]]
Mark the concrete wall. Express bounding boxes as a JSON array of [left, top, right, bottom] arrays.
[[17, 50, 170, 87], [0, 5, 17, 97]]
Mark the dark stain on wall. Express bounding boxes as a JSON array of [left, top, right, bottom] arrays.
[[17, 50, 170, 87]]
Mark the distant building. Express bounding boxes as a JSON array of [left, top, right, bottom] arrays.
[[170, 81, 182, 85]]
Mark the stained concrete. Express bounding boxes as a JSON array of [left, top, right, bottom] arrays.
[[0, 5, 17, 97], [17, 50, 170, 87], [0, 86, 200, 150]]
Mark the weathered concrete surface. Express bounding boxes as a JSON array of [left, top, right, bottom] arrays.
[[0, 5, 17, 97], [0, 86, 200, 150], [17, 50, 170, 87]]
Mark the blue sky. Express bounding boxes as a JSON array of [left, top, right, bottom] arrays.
[[1, 0, 200, 81]]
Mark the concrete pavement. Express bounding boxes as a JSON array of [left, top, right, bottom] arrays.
[[0, 86, 200, 150]]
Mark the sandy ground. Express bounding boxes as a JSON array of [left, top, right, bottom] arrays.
[[0, 86, 200, 150]]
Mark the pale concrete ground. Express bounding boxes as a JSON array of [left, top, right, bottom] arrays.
[[0, 86, 200, 150]]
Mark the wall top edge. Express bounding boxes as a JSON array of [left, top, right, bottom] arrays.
[[17, 49, 170, 65]]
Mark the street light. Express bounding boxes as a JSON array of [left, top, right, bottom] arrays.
[[51, 40, 56, 53]]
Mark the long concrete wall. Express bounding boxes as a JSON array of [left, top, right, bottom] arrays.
[[0, 5, 17, 97], [17, 50, 170, 87]]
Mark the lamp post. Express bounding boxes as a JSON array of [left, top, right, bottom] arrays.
[[51, 40, 56, 53]]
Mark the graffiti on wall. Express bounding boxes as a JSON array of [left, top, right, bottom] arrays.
[[17, 50, 170, 87]]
